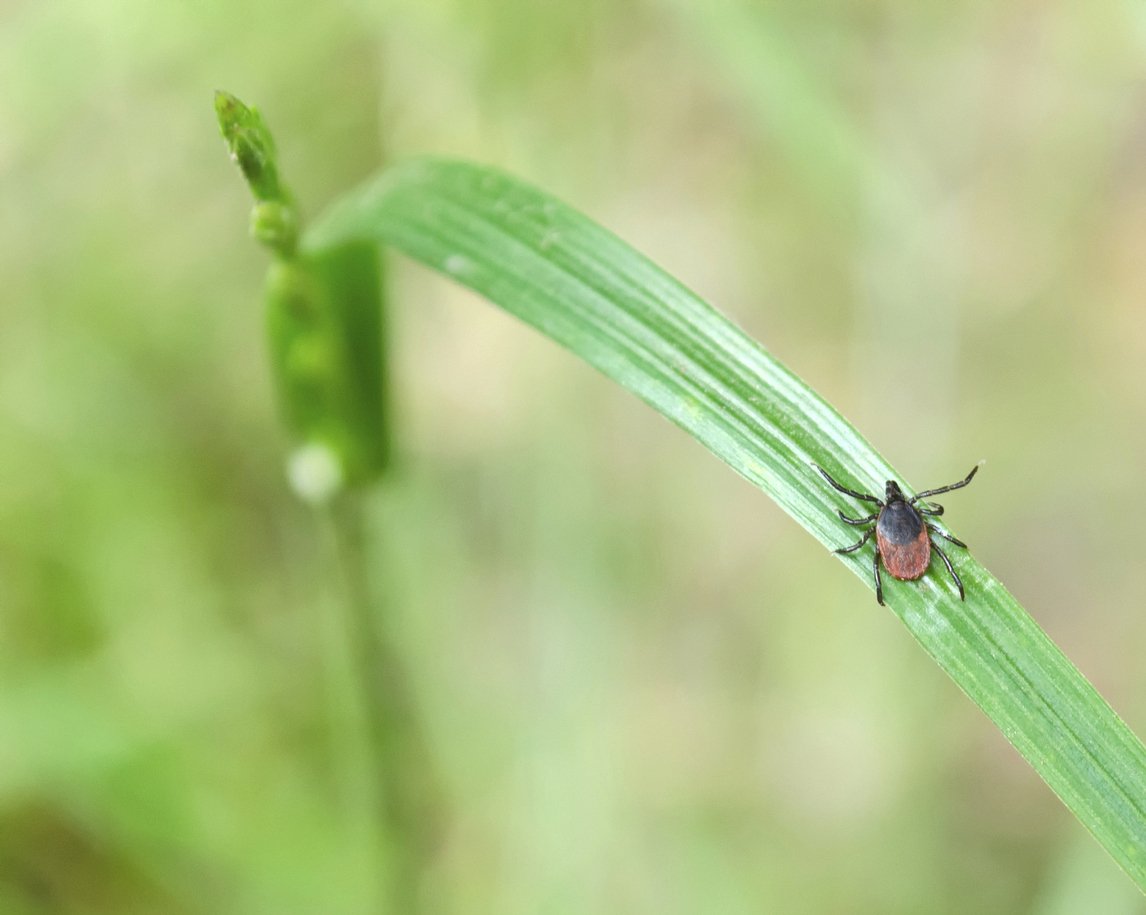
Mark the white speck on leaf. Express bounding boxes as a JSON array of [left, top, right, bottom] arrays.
[[444, 254, 472, 276]]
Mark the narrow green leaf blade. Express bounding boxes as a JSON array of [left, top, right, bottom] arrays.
[[303, 158, 1146, 887]]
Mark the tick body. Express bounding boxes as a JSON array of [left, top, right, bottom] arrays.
[[815, 465, 979, 605]]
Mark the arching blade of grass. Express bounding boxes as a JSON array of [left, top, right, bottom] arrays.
[[303, 158, 1146, 889]]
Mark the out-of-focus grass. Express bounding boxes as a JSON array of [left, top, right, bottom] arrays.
[[3, 1, 1146, 913]]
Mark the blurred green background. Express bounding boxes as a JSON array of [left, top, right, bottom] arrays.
[[4, 0, 1146, 912]]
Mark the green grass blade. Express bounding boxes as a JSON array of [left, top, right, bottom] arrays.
[[303, 157, 1146, 888]]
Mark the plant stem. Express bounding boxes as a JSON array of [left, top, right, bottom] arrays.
[[326, 495, 442, 913]]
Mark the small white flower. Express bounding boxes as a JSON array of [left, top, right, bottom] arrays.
[[287, 442, 343, 504]]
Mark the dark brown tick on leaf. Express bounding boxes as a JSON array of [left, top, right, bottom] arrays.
[[814, 465, 979, 605]]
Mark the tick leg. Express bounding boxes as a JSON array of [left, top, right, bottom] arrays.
[[912, 465, 979, 502], [814, 465, 883, 505], [926, 523, 967, 549], [915, 502, 944, 517], [834, 526, 874, 554], [929, 539, 964, 601], [839, 509, 879, 526], [873, 545, 884, 605]]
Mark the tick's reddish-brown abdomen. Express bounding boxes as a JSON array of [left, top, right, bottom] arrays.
[[876, 501, 931, 580]]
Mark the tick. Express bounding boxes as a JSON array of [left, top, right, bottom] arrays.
[[814, 464, 980, 605]]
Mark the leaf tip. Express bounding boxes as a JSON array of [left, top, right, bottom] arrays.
[[214, 89, 283, 204]]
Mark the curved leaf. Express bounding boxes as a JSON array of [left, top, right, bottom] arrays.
[[304, 157, 1146, 889]]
